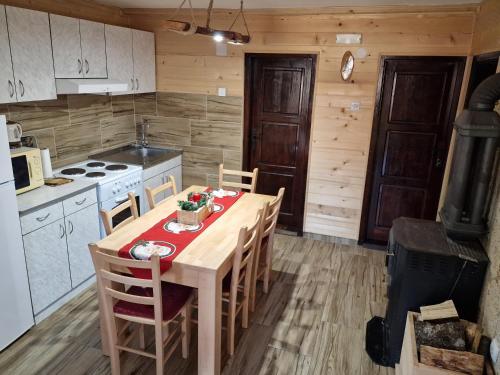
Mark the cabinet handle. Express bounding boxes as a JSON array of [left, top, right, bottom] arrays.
[[36, 213, 50, 222], [131, 78, 135, 90], [85, 59, 89, 74], [59, 223, 65, 239], [8, 80, 14, 98], [136, 78, 139, 91], [68, 221, 74, 235], [19, 80, 24, 97], [75, 197, 87, 206], [78, 59, 82, 74]]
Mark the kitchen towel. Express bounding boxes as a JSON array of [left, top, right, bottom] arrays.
[[40, 148, 53, 179]]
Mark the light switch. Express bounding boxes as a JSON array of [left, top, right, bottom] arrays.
[[350, 102, 361, 111], [218, 87, 227, 97]]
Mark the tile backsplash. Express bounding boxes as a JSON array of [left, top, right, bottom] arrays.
[[134, 92, 243, 188], [0, 94, 139, 168]]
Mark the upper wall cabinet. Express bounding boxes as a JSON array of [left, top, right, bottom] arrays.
[[2, 6, 56, 103], [132, 30, 156, 94], [50, 15, 107, 79], [105, 25, 134, 94], [0, 7, 16, 103]]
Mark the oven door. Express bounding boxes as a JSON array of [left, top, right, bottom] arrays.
[[11, 154, 30, 191]]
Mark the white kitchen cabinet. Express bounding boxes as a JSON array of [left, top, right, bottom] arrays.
[[132, 29, 156, 94], [50, 15, 107, 79], [23, 219, 72, 315], [105, 24, 134, 94], [142, 156, 182, 213], [50, 14, 82, 79], [0, 6, 16, 103], [5, 6, 56, 102], [80, 19, 107, 78], [65, 203, 100, 287]]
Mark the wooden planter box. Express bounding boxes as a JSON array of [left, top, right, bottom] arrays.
[[177, 204, 212, 225], [398, 312, 484, 375]]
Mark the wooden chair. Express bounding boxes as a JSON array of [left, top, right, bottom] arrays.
[[218, 164, 258, 193], [250, 187, 285, 312], [192, 209, 262, 356], [89, 244, 193, 375], [146, 175, 178, 209], [100, 193, 139, 236]]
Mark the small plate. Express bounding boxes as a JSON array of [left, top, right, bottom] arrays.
[[129, 240, 176, 260]]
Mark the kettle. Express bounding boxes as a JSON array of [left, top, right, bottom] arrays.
[[7, 121, 22, 144]]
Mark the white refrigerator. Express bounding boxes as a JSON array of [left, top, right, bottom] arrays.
[[0, 115, 34, 350]]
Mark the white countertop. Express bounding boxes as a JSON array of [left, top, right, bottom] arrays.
[[17, 179, 98, 215]]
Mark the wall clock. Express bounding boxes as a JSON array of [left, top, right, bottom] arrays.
[[341, 51, 355, 81]]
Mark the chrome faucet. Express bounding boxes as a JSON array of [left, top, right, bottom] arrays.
[[139, 121, 149, 147]]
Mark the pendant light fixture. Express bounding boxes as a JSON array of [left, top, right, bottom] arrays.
[[161, 0, 251, 45]]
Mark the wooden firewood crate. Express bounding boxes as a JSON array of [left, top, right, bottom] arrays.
[[398, 312, 484, 375], [177, 204, 212, 225]]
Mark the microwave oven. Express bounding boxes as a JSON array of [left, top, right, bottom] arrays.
[[10, 147, 44, 194]]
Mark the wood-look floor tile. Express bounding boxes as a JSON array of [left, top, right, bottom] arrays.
[[223, 149, 242, 170], [191, 120, 241, 151], [0, 234, 394, 375], [55, 121, 101, 161], [23, 128, 56, 158], [134, 93, 157, 116], [101, 115, 136, 149]]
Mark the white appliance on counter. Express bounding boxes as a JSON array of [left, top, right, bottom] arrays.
[[54, 160, 143, 238], [0, 115, 34, 350]]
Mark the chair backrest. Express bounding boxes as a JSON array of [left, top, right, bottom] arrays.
[[219, 164, 258, 193], [100, 192, 139, 236], [89, 244, 164, 333], [229, 209, 263, 300], [146, 175, 178, 209], [262, 187, 285, 239]]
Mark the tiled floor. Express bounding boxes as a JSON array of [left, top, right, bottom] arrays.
[[0, 234, 394, 375]]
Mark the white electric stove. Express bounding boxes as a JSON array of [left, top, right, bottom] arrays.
[[54, 160, 144, 238]]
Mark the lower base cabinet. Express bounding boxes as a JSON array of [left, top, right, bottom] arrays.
[[66, 204, 100, 287], [23, 219, 72, 314]]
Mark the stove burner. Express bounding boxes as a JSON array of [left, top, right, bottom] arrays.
[[86, 172, 106, 178], [61, 168, 86, 176], [106, 164, 128, 171], [87, 162, 105, 168]]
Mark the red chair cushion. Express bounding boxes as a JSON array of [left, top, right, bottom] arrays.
[[114, 282, 192, 321]]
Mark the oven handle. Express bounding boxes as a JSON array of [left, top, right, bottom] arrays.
[[115, 195, 129, 204]]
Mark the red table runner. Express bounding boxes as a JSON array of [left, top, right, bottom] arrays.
[[118, 190, 244, 279]]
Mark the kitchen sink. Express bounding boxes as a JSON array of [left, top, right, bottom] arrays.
[[91, 144, 182, 169]]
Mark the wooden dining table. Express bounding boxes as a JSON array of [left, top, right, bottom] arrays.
[[95, 185, 274, 375]]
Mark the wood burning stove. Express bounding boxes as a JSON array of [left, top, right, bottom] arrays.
[[365, 73, 500, 368]]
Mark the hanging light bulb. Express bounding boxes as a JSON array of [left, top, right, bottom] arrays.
[[213, 31, 225, 43]]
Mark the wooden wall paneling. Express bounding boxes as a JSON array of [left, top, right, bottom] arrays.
[[128, 7, 477, 239], [472, 0, 500, 54]]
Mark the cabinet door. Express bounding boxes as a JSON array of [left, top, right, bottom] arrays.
[[6, 7, 56, 102], [144, 173, 165, 212], [49, 14, 83, 79], [105, 25, 133, 94], [66, 204, 100, 287], [23, 219, 71, 315], [0, 6, 16, 103], [80, 19, 107, 79], [132, 29, 156, 94]]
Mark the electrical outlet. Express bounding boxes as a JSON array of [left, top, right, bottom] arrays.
[[350, 102, 360, 111], [217, 87, 227, 97]]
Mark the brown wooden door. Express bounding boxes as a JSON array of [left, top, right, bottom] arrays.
[[361, 56, 465, 244], [244, 54, 316, 234]]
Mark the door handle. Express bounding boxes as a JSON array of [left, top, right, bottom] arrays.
[[19, 80, 24, 97], [78, 59, 82, 74], [68, 220, 74, 235], [85, 59, 89, 74], [75, 197, 87, 206], [59, 223, 66, 239], [435, 157, 443, 168], [8, 80, 14, 98], [136, 78, 139, 91], [131, 78, 135, 90], [36, 213, 50, 222]]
